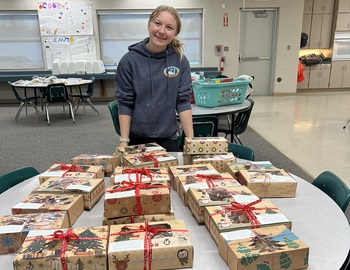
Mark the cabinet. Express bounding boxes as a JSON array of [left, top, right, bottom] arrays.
[[338, 0, 350, 12], [313, 0, 334, 14], [329, 61, 350, 88], [336, 13, 350, 30], [308, 64, 331, 88]]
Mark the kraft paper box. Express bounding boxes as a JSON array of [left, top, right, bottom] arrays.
[[237, 169, 297, 198], [12, 193, 84, 226], [14, 226, 109, 270], [108, 220, 193, 270], [0, 211, 69, 255], [184, 137, 228, 155], [123, 151, 178, 168], [204, 199, 292, 245], [39, 163, 104, 184], [32, 177, 105, 210], [218, 225, 309, 270], [110, 166, 171, 187], [168, 163, 219, 191], [225, 161, 277, 179], [115, 142, 166, 156], [71, 154, 120, 176], [187, 185, 259, 224], [177, 172, 241, 207], [189, 152, 236, 172], [104, 181, 171, 219], [102, 211, 175, 225]]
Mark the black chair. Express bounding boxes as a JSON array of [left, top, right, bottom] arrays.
[[69, 76, 99, 117], [108, 100, 121, 136], [45, 83, 75, 125], [218, 98, 255, 144], [0, 166, 40, 194], [8, 81, 44, 123], [227, 142, 255, 161]]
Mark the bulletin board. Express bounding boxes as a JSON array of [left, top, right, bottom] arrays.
[[38, 1, 96, 69]]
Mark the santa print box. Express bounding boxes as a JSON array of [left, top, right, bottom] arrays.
[[11, 193, 84, 226], [13, 226, 109, 270], [32, 177, 105, 210], [108, 220, 193, 270], [71, 154, 120, 177], [123, 151, 178, 169], [102, 211, 175, 225], [184, 137, 228, 155], [218, 225, 309, 270], [0, 211, 69, 255], [204, 199, 292, 245]]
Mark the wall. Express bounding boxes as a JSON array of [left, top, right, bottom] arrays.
[[0, 0, 304, 97]]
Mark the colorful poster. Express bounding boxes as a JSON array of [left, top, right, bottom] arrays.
[[66, 1, 93, 35], [43, 36, 70, 69], [38, 2, 66, 36]]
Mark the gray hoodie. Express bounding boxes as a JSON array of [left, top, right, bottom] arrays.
[[114, 38, 192, 140]]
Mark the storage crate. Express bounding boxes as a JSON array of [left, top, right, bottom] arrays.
[[192, 78, 250, 108]]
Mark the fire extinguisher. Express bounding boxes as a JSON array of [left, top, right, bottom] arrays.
[[220, 57, 225, 72]]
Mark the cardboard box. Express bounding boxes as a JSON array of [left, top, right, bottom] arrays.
[[184, 137, 228, 155], [0, 211, 69, 255], [187, 185, 259, 224], [39, 163, 104, 184], [123, 151, 178, 168], [14, 226, 109, 270], [225, 161, 277, 179], [108, 220, 193, 270], [32, 177, 105, 210], [104, 181, 171, 219], [204, 199, 292, 245], [218, 225, 309, 270], [189, 152, 236, 172], [237, 169, 297, 197], [11, 193, 84, 226], [115, 142, 166, 156], [177, 172, 241, 207], [71, 154, 120, 176], [102, 211, 175, 225]]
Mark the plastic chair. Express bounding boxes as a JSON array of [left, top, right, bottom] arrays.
[[69, 76, 99, 117], [218, 98, 255, 144], [108, 100, 121, 136], [312, 171, 350, 213], [227, 142, 255, 161], [45, 83, 75, 125], [0, 166, 40, 194], [8, 81, 43, 123]]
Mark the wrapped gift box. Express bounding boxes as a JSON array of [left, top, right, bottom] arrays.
[[39, 163, 104, 184], [204, 199, 292, 245], [123, 151, 178, 168], [11, 193, 84, 226], [14, 226, 109, 270], [177, 172, 241, 207], [104, 181, 171, 219], [108, 220, 193, 270], [102, 211, 175, 225], [168, 163, 219, 191], [0, 211, 69, 255], [187, 185, 259, 224], [189, 152, 236, 172], [115, 142, 166, 156], [32, 177, 105, 210], [71, 154, 120, 176], [225, 161, 277, 179], [218, 225, 309, 270], [236, 169, 297, 197], [184, 137, 228, 155]]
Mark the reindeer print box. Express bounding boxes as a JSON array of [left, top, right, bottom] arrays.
[[108, 220, 193, 270], [14, 226, 109, 270]]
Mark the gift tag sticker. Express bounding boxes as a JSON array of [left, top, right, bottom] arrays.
[[109, 239, 144, 252], [13, 202, 44, 209], [0, 224, 25, 234], [66, 184, 93, 192], [232, 194, 259, 203], [196, 170, 218, 175], [146, 146, 164, 151], [256, 213, 290, 224], [270, 175, 296, 182], [157, 156, 177, 162], [184, 182, 208, 190], [105, 190, 135, 199], [221, 229, 255, 241], [40, 171, 65, 177], [115, 174, 137, 181], [27, 229, 59, 237]]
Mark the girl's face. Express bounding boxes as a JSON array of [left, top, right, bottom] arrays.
[[148, 11, 178, 53]]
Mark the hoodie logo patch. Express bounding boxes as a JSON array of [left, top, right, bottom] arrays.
[[164, 66, 180, 78]]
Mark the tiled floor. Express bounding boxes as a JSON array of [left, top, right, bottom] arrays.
[[248, 91, 350, 188]]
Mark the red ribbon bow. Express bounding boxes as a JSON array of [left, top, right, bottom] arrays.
[[123, 168, 154, 182], [196, 174, 226, 188], [53, 229, 80, 270], [55, 162, 84, 177], [225, 199, 263, 228], [141, 153, 159, 168]]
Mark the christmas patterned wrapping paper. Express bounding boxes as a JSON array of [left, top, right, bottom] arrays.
[[11, 193, 84, 226], [225, 161, 278, 179], [13, 226, 109, 270], [39, 163, 104, 184], [0, 211, 69, 255], [177, 172, 241, 207], [115, 142, 166, 156], [123, 151, 178, 169], [32, 177, 105, 210], [236, 169, 297, 198], [187, 152, 236, 172], [108, 220, 193, 270], [102, 211, 175, 225], [218, 225, 309, 270], [184, 137, 228, 155], [187, 184, 259, 224], [204, 199, 292, 245], [71, 154, 120, 176]]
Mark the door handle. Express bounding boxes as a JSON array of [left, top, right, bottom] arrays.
[[238, 54, 242, 63]]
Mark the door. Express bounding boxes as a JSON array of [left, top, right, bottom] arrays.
[[238, 10, 276, 95]]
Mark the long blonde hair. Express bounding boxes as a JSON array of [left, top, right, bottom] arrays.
[[149, 5, 184, 60]]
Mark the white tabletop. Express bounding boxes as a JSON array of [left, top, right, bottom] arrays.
[[11, 78, 92, 88], [191, 99, 251, 116], [0, 153, 349, 269]]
